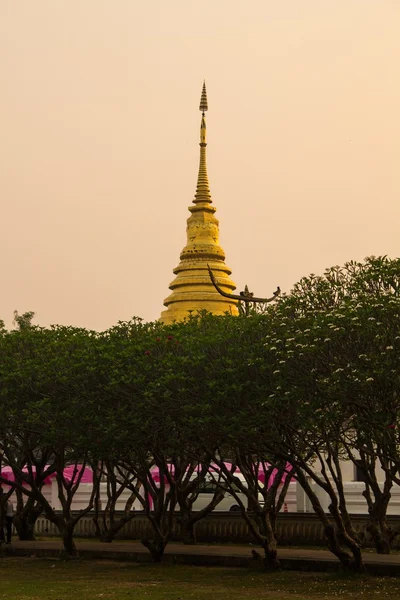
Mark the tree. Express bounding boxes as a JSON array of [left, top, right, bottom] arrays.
[[261, 256, 400, 563], [0, 311, 45, 540], [260, 318, 365, 570], [94, 318, 228, 559], [310, 295, 400, 553], [0, 324, 102, 556], [176, 312, 293, 569]]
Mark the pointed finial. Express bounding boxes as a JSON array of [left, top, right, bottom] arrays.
[[199, 81, 208, 114]]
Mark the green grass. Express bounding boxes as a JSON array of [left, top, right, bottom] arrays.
[[1, 558, 400, 600]]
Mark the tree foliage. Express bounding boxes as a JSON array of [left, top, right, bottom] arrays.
[[1, 257, 400, 569]]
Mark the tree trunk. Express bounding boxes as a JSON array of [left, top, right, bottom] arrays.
[[141, 537, 167, 562], [239, 506, 281, 570], [99, 514, 136, 543], [262, 542, 280, 569], [363, 489, 398, 554], [48, 514, 79, 559], [180, 516, 196, 545], [323, 523, 363, 572], [14, 515, 36, 541], [258, 512, 281, 569], [176, 490, 224, 546], [366, 519, 396, 554], [62, 527, 78, 558], [93, 516, 101, 539], [295, 470, 364, 572], [14, 503, 42, 541]]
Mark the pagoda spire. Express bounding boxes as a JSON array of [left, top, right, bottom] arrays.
[[193, 81, 212, 207], [199, 80, 208, 114], [160, 83, 238, 324]]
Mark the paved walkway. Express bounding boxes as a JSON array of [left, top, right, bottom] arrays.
[[2, 539, 400, 575]]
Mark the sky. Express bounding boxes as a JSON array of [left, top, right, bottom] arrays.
[[1, 1, 399, 330]]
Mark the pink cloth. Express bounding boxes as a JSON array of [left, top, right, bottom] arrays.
[[0, 465, 93, 485], [63, 465, 93, 484], [257, 463, 293, 487], [0, 465, 53, 485]]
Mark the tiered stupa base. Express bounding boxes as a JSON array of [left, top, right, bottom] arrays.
[[160, 82, 238, 325]]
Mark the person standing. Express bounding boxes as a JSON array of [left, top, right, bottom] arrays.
[[5, 499, 13, 544], [0, 488, 4, 544]]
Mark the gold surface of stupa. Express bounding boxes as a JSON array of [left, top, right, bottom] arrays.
[[160, 83, 238, 324]]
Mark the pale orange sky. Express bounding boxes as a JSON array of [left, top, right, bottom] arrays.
[[1, 1, 399, 330]]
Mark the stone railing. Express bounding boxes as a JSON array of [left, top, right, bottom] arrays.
[[33, 512, 400, 548]]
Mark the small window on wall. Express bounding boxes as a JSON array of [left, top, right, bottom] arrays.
[[354, 460, 367, 482]]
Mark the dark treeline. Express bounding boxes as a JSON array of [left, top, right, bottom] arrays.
[[1, 257, 400, 571]]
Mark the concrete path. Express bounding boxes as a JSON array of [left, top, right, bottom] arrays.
[[2, 539, 400, 575]]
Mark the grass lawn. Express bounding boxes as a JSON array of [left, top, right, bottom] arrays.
[[1, 558, 400, 600]]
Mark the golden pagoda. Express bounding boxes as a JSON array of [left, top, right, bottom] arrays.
[[160, 83, 238, 324]]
